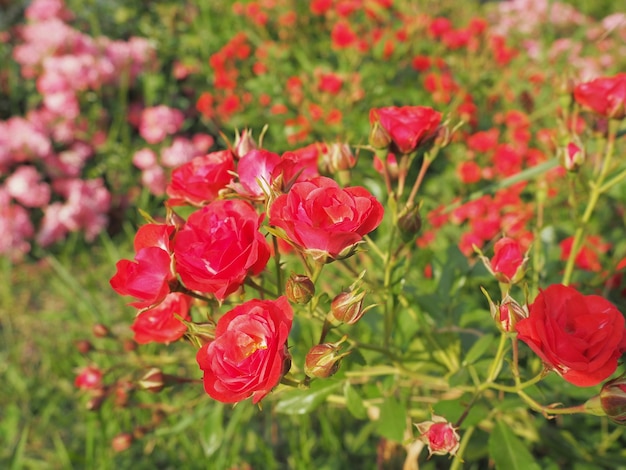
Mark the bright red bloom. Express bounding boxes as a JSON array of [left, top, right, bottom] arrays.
[[269, 176, 384, 260], [515, 284, 626, 387], [317, 72, 343, 94], [490, 237, 525, 282], [166, 150, 235, 206], [75, 366, 103, 391], [173, 200, 270, 300], [196, 297, 293, 404], [369, 106, 441, 154], [331, 21, 357, 48], [560, 235, 610, 272], [574, 73, 626, 119], [110, 224, 175, 309], [457, 161, 482, 184], [131, 292, 191, 344]]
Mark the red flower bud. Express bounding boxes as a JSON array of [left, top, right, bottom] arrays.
[[285, 273, 316, 305], [305, 342, 349, 378], [600, 377, 626, 424], [111, 433, 134, 453], [415, 414, 460, 457], [331, 288, 367, 325], [138, 368, 165, 393]]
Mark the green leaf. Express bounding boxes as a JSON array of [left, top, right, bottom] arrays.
[[274, 380, 342, 415], [489, 419, 541, 470], [376, 396, 407, 443], [201, 403, 224, 457], [462, 334, 496, 367], [344, 382, 367, 420]]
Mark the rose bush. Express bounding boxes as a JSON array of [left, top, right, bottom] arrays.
[[515, 284, 626, 387], [196, 297, 293, 404]]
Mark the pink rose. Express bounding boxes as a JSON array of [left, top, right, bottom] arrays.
[[369, 106, 441, 154], [196, 296, 293, 404], [269, 176, 384, 260], [173, 199, 270, 300]]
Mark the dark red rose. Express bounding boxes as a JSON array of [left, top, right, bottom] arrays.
[[166, 150, 235, 206], [369, 106, 441, 154], [515, 284, 626, 387], [268, 176, 384, 261], [173, 199, 270, 300], [131, 292, 191, 344], [196, 296, 293, 404], [573, 73, 626, 119]]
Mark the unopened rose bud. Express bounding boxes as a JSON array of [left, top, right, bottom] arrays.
[[92, 324, 110, 338], [561, 141, 585, 172], [111, 433, 133, 453], [320, 142, 356, 174], [368, 118, 392, 150], [138, 367, 165, 393], [123, 339, 137, 352], [599, 377, 626, 424], [75, 365, 103, 391], [415, 414, 460, 457], [481, 288, 527, 333], [75, 340, 93, 354], [476, 237, 528, 285], [305, 340, 350, 378], [286, 273, 316, 305], [398, 205, 422, 242], [233, 129, 257, 159], [330, 288, 367, 325]]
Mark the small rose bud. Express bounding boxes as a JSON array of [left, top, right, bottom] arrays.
[[320, 142, 356, 174], [330, 288, 367, 325], [75, 340, 93, 354], [476, 237, 528, 284], [481, 288, 528, 333], [123, 339, 137, 352], [415, 414, 460, 457], [561, 141, 585, 172], [75, 366, 103, 391], [92, 324, 110, 338], [138, 367, 165, 393], [286, 273, 316, 305], [233, 128, 257, 159], [368, 117, 392, 150], [111, 433, 133, 453], [599, 377, 626, 424], [305, 340, 350, 378], [398, 204, 422, 242]]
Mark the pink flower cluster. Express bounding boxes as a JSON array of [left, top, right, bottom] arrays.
[[0, 0, 154, 260]]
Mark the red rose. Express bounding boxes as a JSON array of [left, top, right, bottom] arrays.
[[196, 296, 293, 404], [369, 106, 441, 154], [268, 176, 384, 260], [490, 237, 525, 283], [110, 224, 175, 308], [515, 284, 626, 387], [131, 292, 191, 344], [166, 150, 235, 206], [573, 73, 626, 119], [173, 199, 270, 300]]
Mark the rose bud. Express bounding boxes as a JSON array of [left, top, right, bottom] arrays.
[[320, 142, 356, 174], [331, 288, 366, 325], [476, 237, 528, 285], [305, 339, 350, 378], [233, 128, 258, 159], [286, 273, 315, 305], [75, 340, 93, 354], [368, 116, 392, 150], [600, 377, 626, 424], [75, 366, 104, 391], [398, 204, 422, 242], [415, 414, 460, 457], [561, 141, 585, 172], [92, 323, 111, 338], [111, 433, 134, 453], [138, 367, 165, 393], [369, 106, 442, 154]]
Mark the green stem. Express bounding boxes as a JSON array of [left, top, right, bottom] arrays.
[[450, 426, 475, 470], [562, 122, 617, 286]]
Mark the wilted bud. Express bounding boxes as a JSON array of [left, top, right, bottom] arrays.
[[305, 339, 350, 378], [286, 273, 315, 305], [138, 367, 165, 393], [599, 377, 626, 424], [415, 414, 460, 457], [561, 141, 585, 172], [233, 128, 258, 159], [111, 433, 134, 453], [369, 118, 392, 150], [320, 142, 356, 174], [331, 288, 367, 325], [398, 204, 422, 242]]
